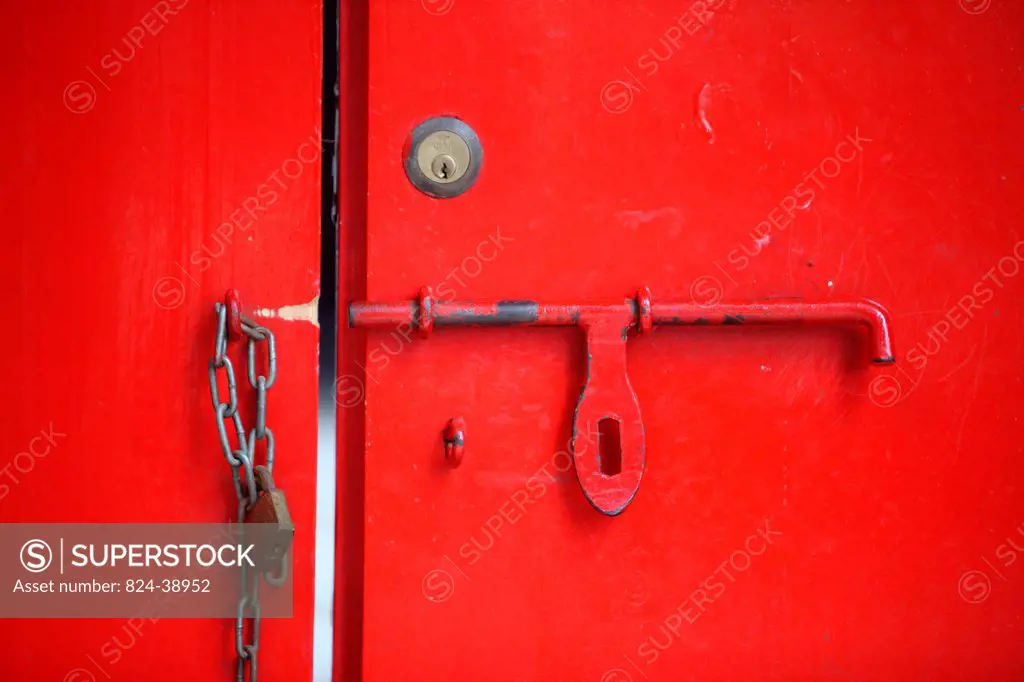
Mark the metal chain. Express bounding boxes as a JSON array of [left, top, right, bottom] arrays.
[[208, 300, 279, 682]]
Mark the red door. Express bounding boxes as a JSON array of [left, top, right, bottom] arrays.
[[1, 1, 321, 680], [339, 1, 1024, 680]]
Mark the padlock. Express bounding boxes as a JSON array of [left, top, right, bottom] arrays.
[[244, 465, 294, 571]]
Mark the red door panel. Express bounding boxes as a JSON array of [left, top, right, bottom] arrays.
[[1, 1, 320, 680], [344, 1, 1024, 680]]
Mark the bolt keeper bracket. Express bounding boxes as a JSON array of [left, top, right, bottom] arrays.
[[348, 286, 895, 516]]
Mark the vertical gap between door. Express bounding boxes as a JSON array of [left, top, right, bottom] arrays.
[[314, 0, 340, 680]]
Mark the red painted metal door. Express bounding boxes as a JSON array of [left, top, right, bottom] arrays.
[[339, 1, 1024, 680], [1, 1, 321, 680]]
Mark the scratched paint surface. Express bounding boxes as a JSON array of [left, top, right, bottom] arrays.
[[0, 1, 320, 680], [351, 1, 1024, 680]]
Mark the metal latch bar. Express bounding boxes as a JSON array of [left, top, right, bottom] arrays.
[[349, 287, 895, 515]]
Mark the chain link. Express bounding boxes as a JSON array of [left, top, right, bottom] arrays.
[[208, 300, 280, 682]]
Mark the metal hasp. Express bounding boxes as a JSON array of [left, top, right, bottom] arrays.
[[349, 287, 895, 516]]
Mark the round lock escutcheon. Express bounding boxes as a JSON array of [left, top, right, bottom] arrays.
[[403, 116, 483, 199]]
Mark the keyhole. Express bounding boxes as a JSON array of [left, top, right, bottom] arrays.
[[598, 417, 622, 477], [431, 154, 457, 181]]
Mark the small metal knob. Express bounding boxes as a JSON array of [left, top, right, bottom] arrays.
[[443, 417, 466, 467]]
